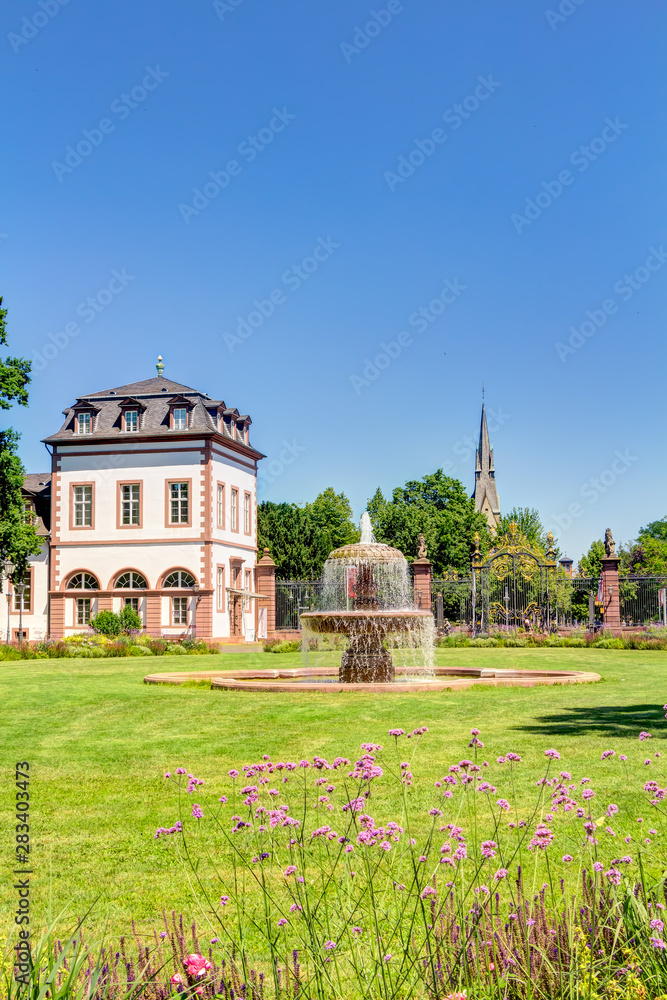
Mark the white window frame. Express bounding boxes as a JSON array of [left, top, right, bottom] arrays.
[[172, 596, 188, 625], [172, 407, 188, 430], [77, 412, 92, 435], [76, 597, 92, 625], [217, 484, 225, 528], [216, 566, 224, 611], [124, 409, 139, 432], [120, 483, 140, 525], [231, 489, 238, 531], [73, 486, 93, 527], [169, 482, 189, 524]]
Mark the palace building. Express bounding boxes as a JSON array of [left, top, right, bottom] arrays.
[[12, 359, 265, 642]]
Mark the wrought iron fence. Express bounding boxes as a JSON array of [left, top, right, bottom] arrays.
[[275, 580, 323, 631], [554, 576, 596, 627], [619, 575, 667, 626], [431, 577, 473, 627]]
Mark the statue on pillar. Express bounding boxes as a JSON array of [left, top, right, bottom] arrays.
[[416, 533, 427, 559], [604, 528, 616, 557]]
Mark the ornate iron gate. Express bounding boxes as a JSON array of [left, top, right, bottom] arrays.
[[275, 581, 323, 631], [472, 523, 557, 633]]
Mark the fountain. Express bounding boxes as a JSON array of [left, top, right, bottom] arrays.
[[300, 513, 435, 683]]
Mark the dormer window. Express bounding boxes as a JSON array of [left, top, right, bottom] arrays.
[[173, 407, 188, 430], [77, 412, 92, 434], [236, 422, 246, 443], [124, 409, 138, 433], [222, 415, 232, 435]]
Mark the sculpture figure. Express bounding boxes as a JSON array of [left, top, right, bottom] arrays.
[[604, 528, 616, 557], [416, 533, 427, 559]]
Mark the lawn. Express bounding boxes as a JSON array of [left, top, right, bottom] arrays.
[[1, 645, 666, 939]]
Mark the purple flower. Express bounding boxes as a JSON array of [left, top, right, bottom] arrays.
[[601, 750, 615, 760], [421, 886, 437, 899], [290, 904, 303, 912], [277, 918, 288, 927], [545, 749, 561, 760], [650, 936, 666, 950], [228, 769, 239, 778], [593, 862, 604, 872], [494, 868, 508, 881], [352, 926, 362, 934], [639, 731, 652, 741], [496, 799, 510, 811], [604, 868, 622, 885], [562, 854, 573, 862], [324, 941, 336, 951], [388, 728, 405, 737], [607, 803, 619, 817], [651, 919, 664, 932], [220, 895, 230, 906], [619, 754, 627, 761], [191, 804, 204, 819], [582, 789, 595, 800], [384, 954, 392, 962]]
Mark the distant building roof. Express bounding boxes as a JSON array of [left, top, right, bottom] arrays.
[[559, 554, 574, 563]]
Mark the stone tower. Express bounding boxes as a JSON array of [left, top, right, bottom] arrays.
[[472, 403, 501, 532]]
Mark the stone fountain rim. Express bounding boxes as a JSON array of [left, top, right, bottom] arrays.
[[325, 541, 407, 562]]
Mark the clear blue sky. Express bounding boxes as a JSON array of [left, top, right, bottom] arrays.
[[2, 0, 665, 562]]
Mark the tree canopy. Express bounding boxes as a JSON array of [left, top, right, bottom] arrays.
[[258, 488, 359, 580], [495, 507, 557, 555], [620, 519, 667, 575], [0, 298, 41, 573], [578, 539, 605, 580], [367, 470, 490, 575]]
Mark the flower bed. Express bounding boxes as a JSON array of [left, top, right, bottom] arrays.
[[0, 634, 220, 660]]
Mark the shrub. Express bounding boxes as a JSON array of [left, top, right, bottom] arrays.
[[264, 639, 302, 653], [127, 645, 154, 656], [164, 644, 188, 655], [74, 646, 107, 658], [469, 636, 498, 647], [595, 637, 625, 649], [118, 605, 143, 633], [89, 611, 122, 637], [147, 639, 167, 656]]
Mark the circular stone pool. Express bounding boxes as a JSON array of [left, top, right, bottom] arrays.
[[144, 665, 600, 693]]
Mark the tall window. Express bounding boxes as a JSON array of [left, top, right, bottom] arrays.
[[73, 485, 93, 527], [12, 571, 31, 613], [76, 598, 92, 625], [217, 484, 225, 528], [22, 501, 34, 525], [216, 566, 225, 611], [169, 482, 189, 524], [123, 596, 139, 612], [124, 410, 138, 432], [243, 569, 251, 610], [172, 408, 188, 430], [231, 489, 238, 531], [77, 412, 92, 434], [172, 596, 188, 625], [120, 484, 141, 525], [244, 493, 251, 534]]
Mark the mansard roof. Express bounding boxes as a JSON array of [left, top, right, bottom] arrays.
[[42, 368, 264, 457]]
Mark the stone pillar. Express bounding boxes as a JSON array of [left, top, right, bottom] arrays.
[[97, 593, 113, 613], [601, 553, 621, 633], [145, 593, 162, 636], [49, 592, 65, 639], [412, 558, 431, 610], [196, 593, 213, 640], [255, 548, 276, 634]]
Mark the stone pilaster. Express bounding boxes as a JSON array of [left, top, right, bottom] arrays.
[[601, 555, 621, 633], [255, 548, 276, 634], [412, 558, 431, 610]]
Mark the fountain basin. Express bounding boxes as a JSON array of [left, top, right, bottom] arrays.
[[301, 609, 433, 683], [144, 665, 601, 693]]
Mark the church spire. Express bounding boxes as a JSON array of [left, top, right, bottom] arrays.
[[472, 398, 501, 532]]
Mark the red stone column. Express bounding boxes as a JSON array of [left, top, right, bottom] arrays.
[[97, 593, 113, 612], [49, 592, 66, 639], [196, 593, 213, 639], [412, 558, 432, 610], [255, 548, 276, 635], [145, 593, 162, 636], [601, 555, 621, 634]]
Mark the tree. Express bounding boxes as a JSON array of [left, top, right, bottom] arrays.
[[578, 539, 605, 580], [367, 470, 490, 575], [258, 488, 360, 580], [0, 298, 40, 574], [620, 519, 667, 575], [495, 507, 558, 555], [306, 487, 359, 552]]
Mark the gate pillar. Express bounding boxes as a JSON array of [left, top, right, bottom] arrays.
[[601, 541, 621, 634], [413, 558, 431, 610], [256, 548, 276, 636]]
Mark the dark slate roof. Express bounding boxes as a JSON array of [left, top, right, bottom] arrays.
[[22, 474, 51, 536], [42, 373, 264, 457], [81, 376, 201, 397], [559, 554, 574, 563], [22, 473, 51, 494]]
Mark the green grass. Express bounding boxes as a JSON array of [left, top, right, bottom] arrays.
[[1, 646, 665, 939]]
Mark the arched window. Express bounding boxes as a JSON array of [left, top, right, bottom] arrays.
[[115, 572, 148, 590], [67, 572, 99, 590], [163, 570, 196, 588]]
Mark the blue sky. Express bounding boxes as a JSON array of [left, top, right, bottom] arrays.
[[1, 0, 665, 561]]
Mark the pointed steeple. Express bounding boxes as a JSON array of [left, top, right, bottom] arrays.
[[472, 399, 501, 531]]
